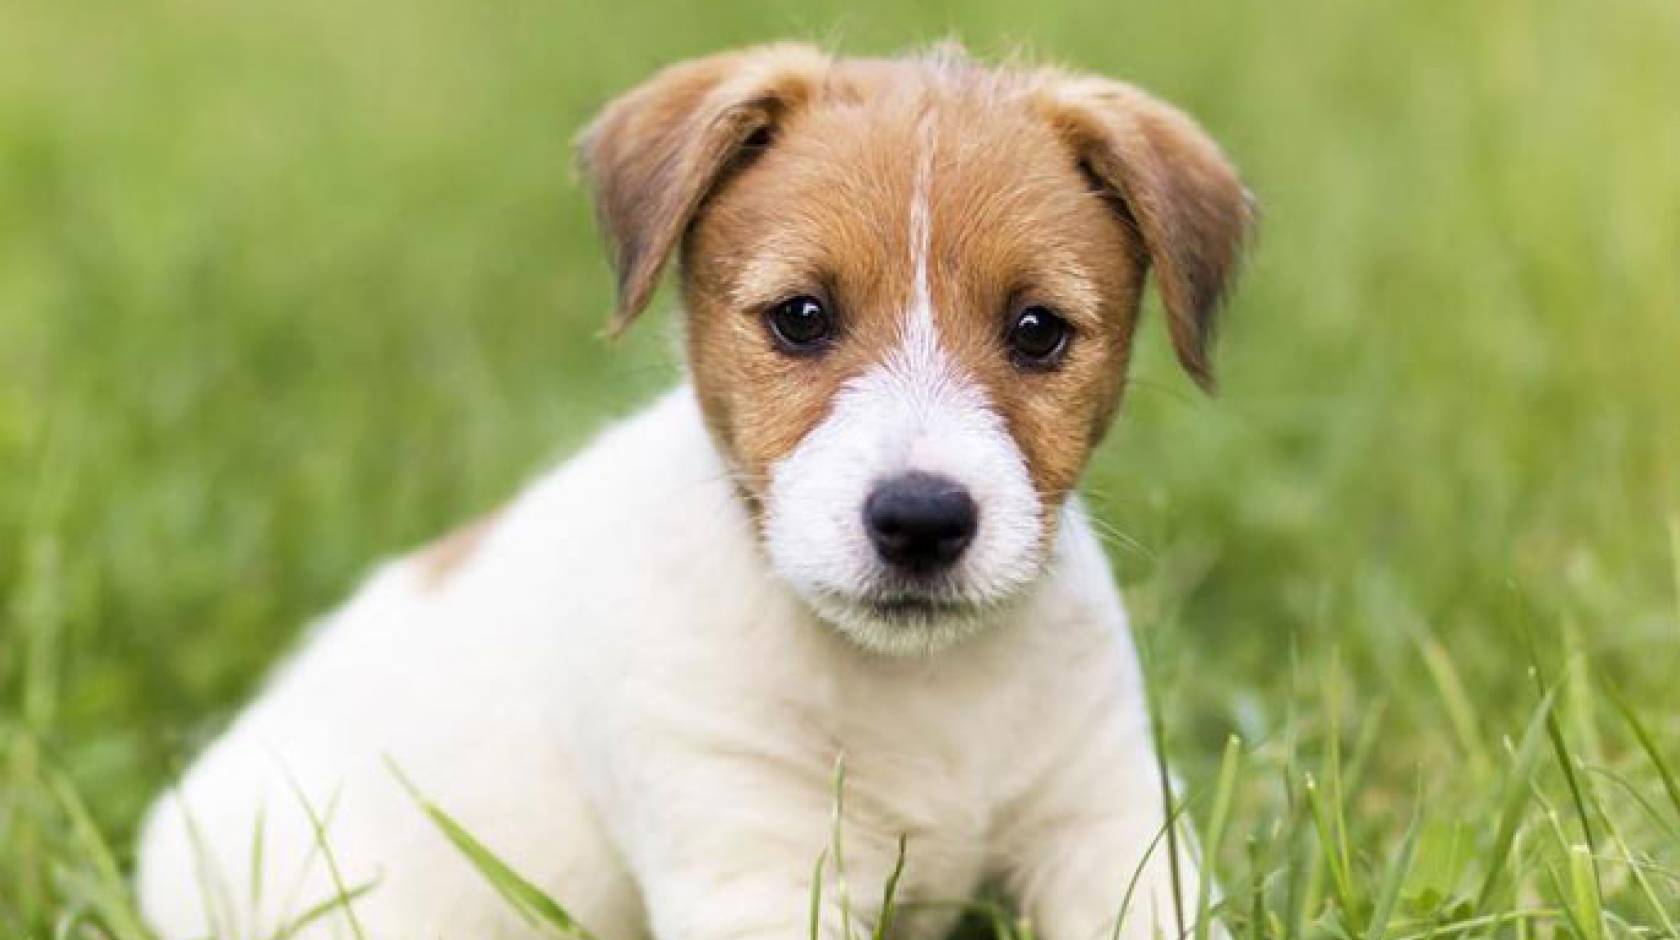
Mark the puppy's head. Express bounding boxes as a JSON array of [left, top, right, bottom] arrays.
[[581, 45, 1252, 653]]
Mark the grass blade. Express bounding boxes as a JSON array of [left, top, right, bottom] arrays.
[[1318, 654, 1361, 935], [1566, 845, 1603, 940], [809, 849, 828, 940], [1244, 835, 1266, 940], [1194, 735, 1243, 940], [279, 773, 366, 940], [1539, 860, 1588, 940], [873, 834, 908, 940], [42, 769, 152, 940], [1111, 786, 1197, 940], [1303, 772, 1356, 928], [1364, 799, 1421, 940], [1604, 682, 1680, 825], [269, 882, 379, 940], [1586, 770, 1679, 938], [1526, 650, 1601, 907], [1472, 685, 1557, 913], [387, 758, 599, 940], [1414, 634, 1492, 781], [1581, 765, 1680, 843], [1145, 664, 1187, 940], [831, 754, 857, 940]]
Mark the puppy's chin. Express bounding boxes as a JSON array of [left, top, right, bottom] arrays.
[[797, 583, 1030, 657]]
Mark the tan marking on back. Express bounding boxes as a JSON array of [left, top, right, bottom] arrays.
[[414, 509, 503, 589]]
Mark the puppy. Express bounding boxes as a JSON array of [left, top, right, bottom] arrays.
[[137, 43, 1252, 940]]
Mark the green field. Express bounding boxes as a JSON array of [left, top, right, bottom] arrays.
[[3, 0, 1679, 935]]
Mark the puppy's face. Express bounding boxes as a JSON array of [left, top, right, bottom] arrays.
[[583, 46, 1251, 653]]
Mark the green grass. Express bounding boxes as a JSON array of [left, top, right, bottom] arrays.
[[3, 0, 1679, 935]]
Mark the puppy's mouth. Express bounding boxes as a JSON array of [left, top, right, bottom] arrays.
[[863, 593, 976, 624], [795, 567, 1038, 655]]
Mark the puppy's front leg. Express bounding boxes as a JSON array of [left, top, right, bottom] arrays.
[[637, 859, 826, 940], [997, 716, 1207, 940], [612, 756, 919, 940]]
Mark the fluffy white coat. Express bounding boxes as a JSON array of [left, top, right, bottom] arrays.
[[136, 386, 1199, 940]]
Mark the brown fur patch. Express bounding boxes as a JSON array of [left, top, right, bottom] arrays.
[[414, 510, 502, 589]]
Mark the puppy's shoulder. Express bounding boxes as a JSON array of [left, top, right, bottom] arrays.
[[402, 383, 726, 592]]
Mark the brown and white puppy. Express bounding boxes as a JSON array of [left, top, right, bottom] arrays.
[[137, 44, 1252, 940]]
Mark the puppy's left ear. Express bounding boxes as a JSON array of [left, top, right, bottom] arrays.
[[578, 44, 830, 334], [1037, 76, 1255, 390]]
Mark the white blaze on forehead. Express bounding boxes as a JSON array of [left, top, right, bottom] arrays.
[[886, 109, 958, 422], [910, 109, 936, 329], [760, 109, 1046, 653]]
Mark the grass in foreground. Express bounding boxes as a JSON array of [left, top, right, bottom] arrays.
[[11, 633, 1680, 938], [3, 0, 1679, 934]]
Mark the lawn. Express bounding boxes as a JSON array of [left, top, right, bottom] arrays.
[[2, 0, 1678, 935]]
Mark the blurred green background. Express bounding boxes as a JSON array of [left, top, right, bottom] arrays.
[[2, 0, 1678, 933]]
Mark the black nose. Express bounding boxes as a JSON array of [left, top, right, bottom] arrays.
[[863, 473, 978, 574]]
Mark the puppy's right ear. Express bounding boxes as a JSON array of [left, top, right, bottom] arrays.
[[578, 44, 830, 334]]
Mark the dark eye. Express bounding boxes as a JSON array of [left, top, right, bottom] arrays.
[[766, 295, 833, 353], [1007, 306, 1071, 367]]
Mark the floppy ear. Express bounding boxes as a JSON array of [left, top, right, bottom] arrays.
[[577, 44, 830, 334], [1037, 76, 1255, 390]]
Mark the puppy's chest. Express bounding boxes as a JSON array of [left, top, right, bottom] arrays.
[[782, 636, 1058, 843]]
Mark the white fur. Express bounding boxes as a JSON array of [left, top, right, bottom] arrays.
[[136, 386, 1204, 940]]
